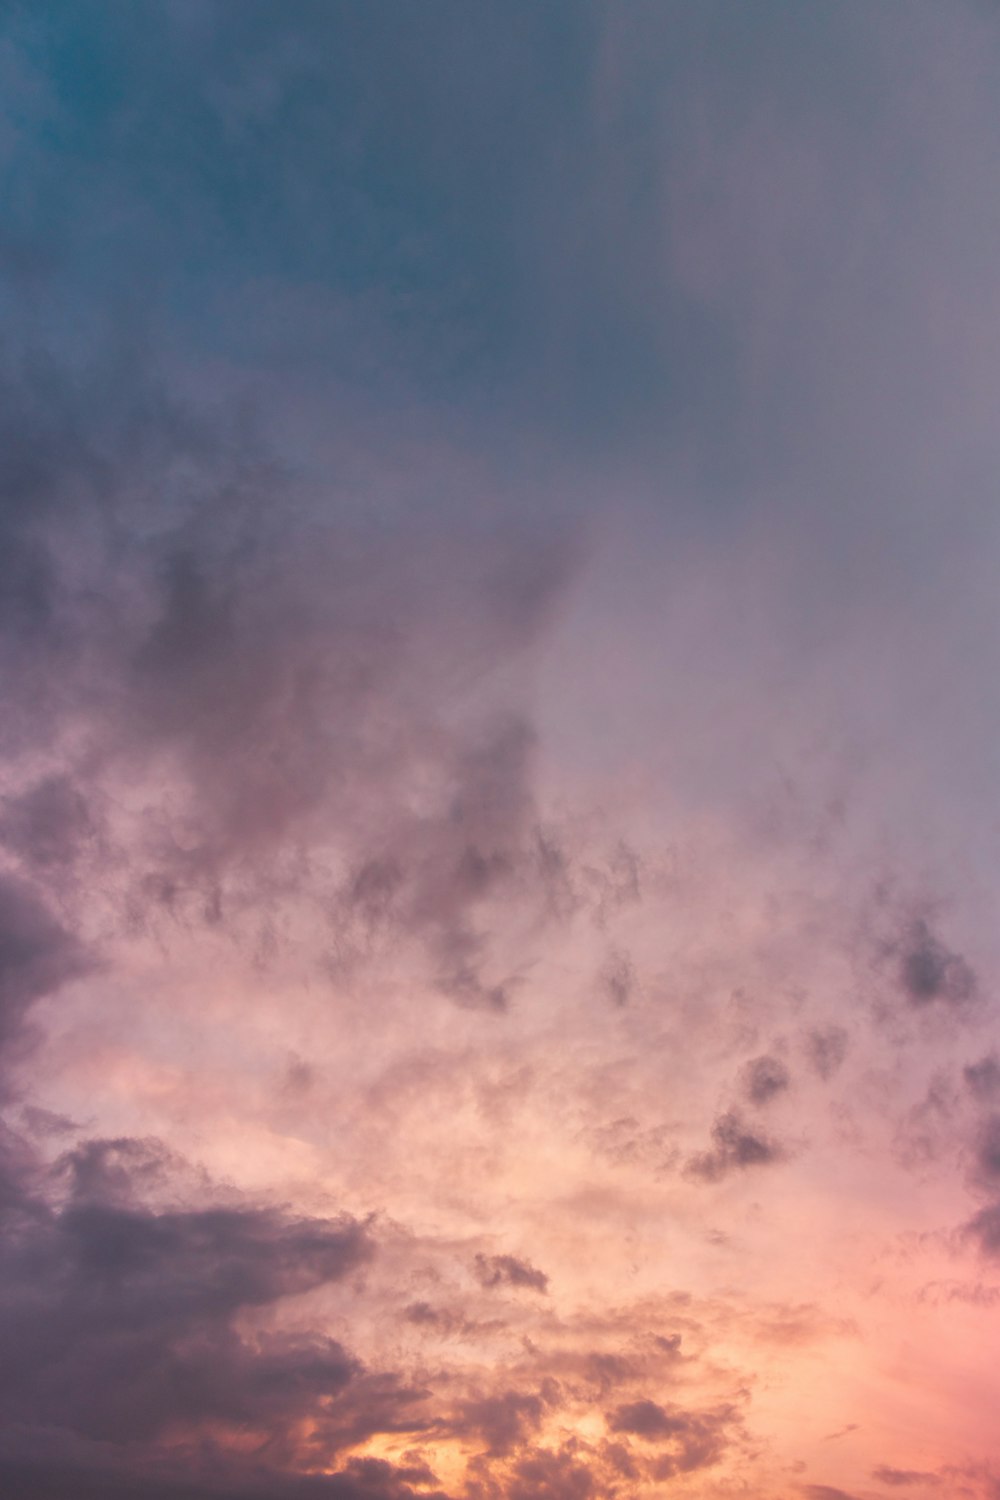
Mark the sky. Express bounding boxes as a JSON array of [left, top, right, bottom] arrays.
[[2, 3, 1000, 1498]]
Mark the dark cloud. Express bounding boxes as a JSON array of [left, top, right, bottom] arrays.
[[972, 1115, 1000, 1189], [0, 774, 97, 869], [0, 874, 90, 1059], [503, 1445, 596, 1500], [871, 1466, 940, 1487], [0, 1447, 453, 1500], [742, 1053, 790, 1105], [473, 1252, 549, 1294], [897, 919, 976, 1010], [584, 1352, 637, 1392], [608, 1398, 734, 1475], [0, 328, 578, 1009], [453, 1389, 549, 1456], [965, 1201, 1000, 1258], [685, 1110, 783, 1183], [965, 1054, 1000, 1103], [803, 1489, 865, 1500], [0, 1130, 412, 1487]]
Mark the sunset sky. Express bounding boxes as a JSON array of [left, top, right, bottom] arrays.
[[3, 4, 1000, 1498]]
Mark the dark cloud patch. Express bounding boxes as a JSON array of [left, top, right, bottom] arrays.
[[404, 1300, 444, 1327], [608, 1398, 734, 1475], [453, 1389, 549, 1456], [972, 1115, 1000, 1189], [0, 775, 97, 869], [964, 1054, 1000, 1103], [965, 1200, 1000, 1258], [806, 1026, 849, 1081], [584, 1352, 637, 1392], [0, 874, 90, 1058], [473, 1252, 548, 1294], [0, 1447, 453, 1500], [685, 1110, 783, 1183], [55, 1134, 185, 1208], [897, 920, 976, 1011], [742, 1053, 790, 1105], [871, 1466, 940, 1486], [504, 1445, 596, 1500], [21, 1104, 78, 1138], [803, 1489, 865, 1500], [0, 1132, 398, 1469], [0, 263, 580, 999]]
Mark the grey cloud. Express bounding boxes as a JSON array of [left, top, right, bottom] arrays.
[[742, 1053, 790, 1106], [964, 1054, 1000, 1102], [0, 775, 97, 870], [584, 1352, 637, 1392], [453, 1388, 549, 1456], [0, 1448, 452, 1500], [473, 1252, 549, 1294], [898, 919, 976, 1010], [0, 1130, 397, 1468], [608, 1398, 734, 1475], [963, 1201, 1000, 1259], [685, 1110, 783, 1183], [871, 1466, 940, 1487], [0, 874, 90, 1058], [0, 314, 579, 1013], [972, 1115, 1000, 1189], [504, 1445, 596, 1500]]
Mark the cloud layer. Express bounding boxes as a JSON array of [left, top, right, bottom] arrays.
[[1, 3, 1000, 1497]]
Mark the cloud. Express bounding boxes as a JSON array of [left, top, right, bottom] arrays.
[[452, 1389, 549, 1456], [0, 1128, 400, 1483], [964, 1200, 1000, 1259], [504, 1445, 596, 1500], [0, 874, 90, 1061], [0, 774, 97, 870], [608, 1398, 735, 1475], [897, 919, 977, 1011], [972, 1115, 1000, 1189], [965, 1055, 1000, 1102], [473, 1252, 549, 1294], [2, 5, 1000, 1497], [742, 1053, 791, 1105], [872, 1466, 940, 1487], [0, 1448, 454, 1500], [685, 1110, 783, 1183]]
